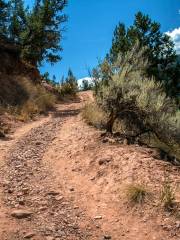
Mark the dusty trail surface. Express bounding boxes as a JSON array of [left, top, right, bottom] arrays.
[[0, 91, 179, 240]]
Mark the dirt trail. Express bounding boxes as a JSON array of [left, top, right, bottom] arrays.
[[0, 91, 179, 240]]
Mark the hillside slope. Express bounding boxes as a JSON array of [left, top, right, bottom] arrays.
[[0, 38, 56, 136], [0, 38, 40, 106]]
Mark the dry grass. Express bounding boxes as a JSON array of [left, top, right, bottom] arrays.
[[160, 180, 175, 211], [17, 85, 56, 121], [82, 102, 107, 129], [126, 184, 149, 204], [0, 123, 6, 138], [0, 76, 56, 122]]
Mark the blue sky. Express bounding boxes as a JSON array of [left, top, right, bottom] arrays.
[[25, 0, 180, 82]]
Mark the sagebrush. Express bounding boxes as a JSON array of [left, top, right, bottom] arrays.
[[94, 43, 180, 162]]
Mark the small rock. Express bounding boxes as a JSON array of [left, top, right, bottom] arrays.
[[108, 139, 116, 144], [103, 235, 111, 239], [18, 199, 25, 205], [22, 187, 29, 195], [47, 191, 59, 196], [46, 237, 54, 240], [24, 232, 36, 239], [102, 138, 109, 143], [123, 139, 128, 145], [39, 206, 48, 211], [176, 221, 180, 229], [94, 215, 102, 220], [55, 196, 63, 201], [7, 189, 13, 194], [90, 176, 95, 181], [69, 187, 74, 192], [11, 209, 33, 219], [98, 158, 112, 165]]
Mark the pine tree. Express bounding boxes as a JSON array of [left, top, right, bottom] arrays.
[[0, 0, 67, 67], [21, 0, 68, 66], [59, 69, 78, 95], [109, 11, 179, 99], [110, 12, 176, 68], [66, 68, 77, 86], [60, 75, 65, 84], [110, 23, 129, 63], [0, 0, 9, 37], [8, 0, 27, 43]]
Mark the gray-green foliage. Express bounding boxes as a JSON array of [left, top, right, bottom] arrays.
[[96, 43, 180, 160]]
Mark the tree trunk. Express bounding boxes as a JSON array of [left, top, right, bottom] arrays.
[[106, 111, 116, 134]]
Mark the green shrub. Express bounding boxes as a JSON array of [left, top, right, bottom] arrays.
[[57, 82, 77, 96], [57, 68, 78, 96], [95, 43, 180, 161]]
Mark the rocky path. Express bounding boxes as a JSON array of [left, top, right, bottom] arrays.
[[0, 91, 179, 240]]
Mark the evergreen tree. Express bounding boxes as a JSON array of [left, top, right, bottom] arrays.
[[66, 68, 78, 92], [59, 69, 78, 95], [109, 12, 179, 99], [0, 0, 9, 37], [110, 12, 176, 67], [60, 75, 65, 84], [42, 72, 50, 82], [8, 0, 27, 43], [21, 0, 68, 66], [110, 23, 129, 63], [66, 69, 77, 85], [0, 0, 67, 67]]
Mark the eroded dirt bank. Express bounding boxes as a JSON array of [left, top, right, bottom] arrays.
[[0, 92, 179, 240]]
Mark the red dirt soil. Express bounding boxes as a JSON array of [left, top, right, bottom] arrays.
[[0, 91, 179, 240]]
